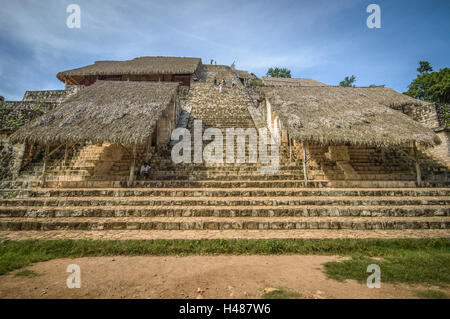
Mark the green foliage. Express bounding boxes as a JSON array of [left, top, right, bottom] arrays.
[[339, 75, 356, 87], [6, 114, 24, 128], [404, 62, 450, 103], [417, 61, 433, 74], [2, 192, 18, 199], [248, 79, 262, 87], [33, 104, 43, 111], [0, 103, 25, 128], [433, 135, 442, 145], [266, 67, 291, 78]]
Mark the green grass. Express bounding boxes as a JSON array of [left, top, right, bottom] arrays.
[[323, 253, 450, 287], [261, 288, 301, 299], [14, 269, 42, 277], [0, 238, 449, 285], [413, 289, 448, 299]]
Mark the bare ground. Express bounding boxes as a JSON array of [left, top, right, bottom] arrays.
[[1, 255, 447, 299]]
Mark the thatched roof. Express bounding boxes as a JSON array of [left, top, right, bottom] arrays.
[[57, 56, 202, 82], [262, 86, 438, 148], [10, 81, 179, 145], [262, 77, 328, 87]]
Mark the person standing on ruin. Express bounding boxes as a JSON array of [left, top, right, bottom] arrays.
[[140, 162, 151, 180], [219, 81, 223, 93], [232, 78, 236, 88], [214, 78, 217, 86]]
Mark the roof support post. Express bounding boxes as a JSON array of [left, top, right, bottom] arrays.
[[301, 142, 308, 187], [412, 141, 422, 187], [288, 137, 292, 164], [41, 144, 49, 187], [63, 143, 69, 167], [128, 145, 137, 187]]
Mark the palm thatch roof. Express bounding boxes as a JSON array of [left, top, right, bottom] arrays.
[[262, 86, 438, 148], [10, 81, 179, 145], [57, 56, 202, 82], [262, 77, 328, 87]]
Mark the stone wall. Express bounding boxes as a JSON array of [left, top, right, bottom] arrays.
[[0, 101, 57, 132], [0, 133, 25, 184], [389, 102, 447, 128], [22, 89, 71, 103], [157, 100, 178, 146], [427, 130, 450, 167], [389, 102, 449, 167], [412, 103, 449, 167], [1, 87, 80, 132]]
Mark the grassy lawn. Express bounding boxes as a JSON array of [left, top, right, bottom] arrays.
[[323, 253, 450, 287], [0, 238, 449, 288]]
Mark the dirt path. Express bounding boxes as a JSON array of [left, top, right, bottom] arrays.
[[1, 255, 446, 299]]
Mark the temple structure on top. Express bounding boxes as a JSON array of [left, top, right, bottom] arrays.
[[56, 56, 202, 87]]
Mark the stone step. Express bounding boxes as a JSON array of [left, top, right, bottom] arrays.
[[2, 187, 449, 198], [141, 169, 305, 175], [36, 179, 431, 188], [45, 170, 93, 177], [138, 174, 304, 181], [1, 216, 448, 231], [1, 205, 447, 218], [2, 196, 449, 208], [44, 169, 305, 180], [142, 165, 304, 172]]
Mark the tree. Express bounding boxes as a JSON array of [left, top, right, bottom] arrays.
[[404, 62, 450, 103], [339, 75, 356, 87], [417, 61, 433, 74], [266, 67, 291, 78]]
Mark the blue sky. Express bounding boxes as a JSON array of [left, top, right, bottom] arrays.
[[0, 0, 449, 100]]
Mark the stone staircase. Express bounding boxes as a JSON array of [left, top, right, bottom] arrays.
[[15, 142, 150, 187], [0, 66, 449, 239], [0, 187, 448, 236], [200, 65, 240, 86], [45, 143, 116, 182]]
